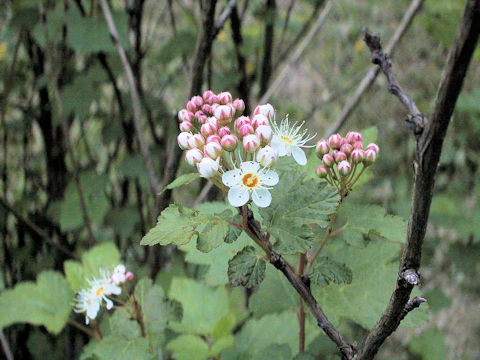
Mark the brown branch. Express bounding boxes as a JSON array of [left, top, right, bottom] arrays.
[[244, 209, 355, 359], [399, 296, 426, 323], [100, 0, 161, 201], [357, 1, 480, 358], [213, 0, 237, 38], [325, 0, 424, 137], [258, 0, 332, 104], [258, 0, 277, 98]]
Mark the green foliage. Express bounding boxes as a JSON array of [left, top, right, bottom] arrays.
[[408, 326, 448, 360], [0, 271, 72, 334], [260, 172, 339, 254], [312, 240, 428, 329], [339, 203, 408, 246], [64, 242, 121, 292], [141, 204, 229, 253], [160, 173, 201, 194], [228, 246, 266, 288], [166, 335, 210, 360], [309, 257, 352, 286]]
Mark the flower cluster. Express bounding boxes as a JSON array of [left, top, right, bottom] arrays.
[[73, 265, 133, 325], [314, 132, 379, 192], [177, 90, 312, 207]]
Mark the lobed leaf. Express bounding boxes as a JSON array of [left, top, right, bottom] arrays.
[[227, 246, 266, 288], [309, 256, 353, 286]]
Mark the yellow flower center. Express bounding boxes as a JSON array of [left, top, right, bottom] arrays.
[[95, 287, 104, 297], [242, 173, 259, 188], [280, 135, 293, 143]]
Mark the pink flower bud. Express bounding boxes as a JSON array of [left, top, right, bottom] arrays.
[[201, 122, 217, 137], [218, 91, 233, 104], [255, 125, 273, 145], [207, 117, 218, 128], [214, 105, 234, 125], [207, 134, 222, 144], [191, 95, 203, 107], [254, 104, 275, 120], [256, 145, 278, 167], [204, 141, 223, 159], [178, 109, 189, 122], [185, 148, 203, 165], [316, 165, 328, 179], [233, 99, 245, 112], [338, 160, 351, 176], [221, 134, 238, 151], [187, 100, 197, 113], [202, 104, 213, 115], [350, 149, 365, 164], [334, 151, 347, 163], [234, 116, 251, 131], [177, 132, 192, 150], [197, 115, 208, 124], [187, 134, 205, 149], [203, 90, 215, 102], [346, 131, 363, 144], [353, 141, 363, 150], [208, 95, 219, 104], [340, 138, 348, 147], [197, 157, 219, 178], [218, 126, 231, 137], [195, 110, 205, 120], [322, 153, 335, 167], [340, 143, 353, 157], [364, 149, 377, 165], [366, 143, 380, 154], [125, 272, 134, 281], [315, 139, 330, 158], [242, 134, 260, 153], [251, 114, 269, 128], [238, 123, 255, 137], [328, 134, 342, 149], [179, 121, 193, 132]]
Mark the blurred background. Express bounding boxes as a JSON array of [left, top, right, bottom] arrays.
[[0, 0, 478, 359]]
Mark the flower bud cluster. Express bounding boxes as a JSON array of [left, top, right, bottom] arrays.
[[314, 131, 379, 193], [177, 90, 279, 178]]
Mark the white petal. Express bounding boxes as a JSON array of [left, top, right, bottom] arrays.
[[240, 161, 260, 173], [104, 297, 113, 310], [292, 146, 307, 165], [261, 170, 279, 186], [228, 187, 250, 207], [252, 189, 272, 208], [222, 169, 242, 187], [86, 301, 100, 320], [271, 136, 287, 156]]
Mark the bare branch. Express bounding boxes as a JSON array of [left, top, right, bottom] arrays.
[[258, 0, 332, 104], [213, 0, 237, 38], [357, 1, 480, 358], [258, 0, 277, 98], [100, 0, 161, 200], [399, 296, 427, 323], [325, 0, 424, 137]]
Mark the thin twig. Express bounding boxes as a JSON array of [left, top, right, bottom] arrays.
[[193, 181, 215, 206], [357, 1, 479, 358], [100, 0, 161, 201], [0, 331, 13, 360], [258, 0, 333, 104], [324, 0, 424, 137], [213, 0, 237, 38], [258, 0, 277, 98]]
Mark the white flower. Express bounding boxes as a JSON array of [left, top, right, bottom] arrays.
[[197, 157, 219, 178], [74, 289, 101, 325], [222, 161, 279, 208], [256, 145, 278, 167], [88, 270, 121, 309], [271, 116, 315, 166]]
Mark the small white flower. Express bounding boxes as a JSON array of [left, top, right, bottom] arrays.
[[197, 157, 220, 178], [111, 264, 127, 285], [271, 116, 315, 166], [73, 289, 101, 325], [222, 161, 279, 208]]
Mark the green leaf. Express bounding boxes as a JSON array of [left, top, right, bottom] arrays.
[[64, 242, 121, 292], [209, 335, 235, 357], [309, 257, 352, 286], [340, 203, 407, 246], [260, 172, 339, 254], [141, 204, 229, 253], [256, 344, 292, 360], [228, 246, 266, 288], [0, 271, 73, 334], [168, 278, 230, 335], [312, 240, 429, 329], [167, 335, 210, 360], [249, 266, 299, 318], [160, 173, 200, 194], [179, 232, 253, 286], [408, 326, 447, 360]]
